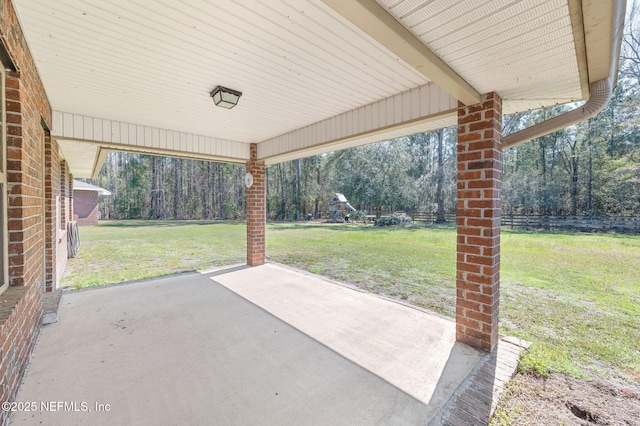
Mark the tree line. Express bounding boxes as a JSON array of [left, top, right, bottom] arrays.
[[90, 12, 640, 220], [91, 127, 463, 221]]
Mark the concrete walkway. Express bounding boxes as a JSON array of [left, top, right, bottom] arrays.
[[12, 264, 525, 425]]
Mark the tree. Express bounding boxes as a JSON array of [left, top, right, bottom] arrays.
[[434, 129, 446, 223]]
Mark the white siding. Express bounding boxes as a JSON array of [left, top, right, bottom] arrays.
[[51, 111, 250, 162], [258, 83, 456, 161]]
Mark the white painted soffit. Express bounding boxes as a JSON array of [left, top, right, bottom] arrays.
[[260, 0, 624, 164], [15, 0, 625, 170], [56, 139, 105, 179], [321, 0, 481, 106], [52, 82, 457, 172], [14, 0, 430, 143], [366, 0, 591, 115]]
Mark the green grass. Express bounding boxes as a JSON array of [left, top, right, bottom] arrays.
[[63, 220, 640, 383], [499, 232, 640, 380], [61, 220, 246, 288], [268, 223, 457, 315]]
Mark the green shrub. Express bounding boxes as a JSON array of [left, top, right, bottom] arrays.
[[349, 210, 367, 223], [374, 213, 411, 227]]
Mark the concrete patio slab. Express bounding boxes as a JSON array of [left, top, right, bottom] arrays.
[[213, 263, 484, 411], [11, 264, 523, 425]]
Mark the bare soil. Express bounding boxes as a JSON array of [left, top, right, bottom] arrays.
[[491, 372, 640, 425]]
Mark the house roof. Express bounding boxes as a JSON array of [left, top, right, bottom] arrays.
[[331, 193, 348, 203], [13, 0, 625, 177], [72, 180, 112, 196]]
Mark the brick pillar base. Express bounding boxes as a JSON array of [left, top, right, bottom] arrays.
[[246, 143, 266, 266], [456, 93, 502, 352]]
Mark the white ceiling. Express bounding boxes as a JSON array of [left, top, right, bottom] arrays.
[[377, 0, 585, 108], [11, 0, 624, 174], [15, 0, 428, 142]]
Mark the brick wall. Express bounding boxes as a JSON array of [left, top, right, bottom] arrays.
[[59, 161, 67, 230], [73, 190, 99, 226], [456, 93, 502, 352], [0, 0, 56, 422], [246, 143, 266, 266], [0, 286, 40, 412], [55, 170, 71, 284], [45, 154, 72, 289], [44, 132, 59, 292]]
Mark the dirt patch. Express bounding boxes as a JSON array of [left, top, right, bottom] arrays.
[[491, 372, 640, 425]]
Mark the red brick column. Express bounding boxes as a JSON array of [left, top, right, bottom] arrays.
[[456, 92, 502, 351], [246, 143, 266, 266]]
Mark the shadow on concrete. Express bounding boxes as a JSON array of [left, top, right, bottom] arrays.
[[13, 272, 430, 424], [14, 265, 525, 425], [201, 264, 251, 277], [210, 276, 487, 423], [211, 263, 497, 423], [429, 338, 528, 425]]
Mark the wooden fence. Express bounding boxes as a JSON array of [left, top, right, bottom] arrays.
[[407, 212, 640, 234], [502, 214, 640, 233], [406, 212, 457, 223]]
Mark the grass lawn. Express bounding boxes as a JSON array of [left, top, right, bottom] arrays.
[[61, 220, 246, 287], [63, 220, 640, 384]]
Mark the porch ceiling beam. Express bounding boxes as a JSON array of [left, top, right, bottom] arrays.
[[258, 83, 457, 164], [260, 113, 456, 166], [321, 0, 482, 106], [51, 111, 250, 177]]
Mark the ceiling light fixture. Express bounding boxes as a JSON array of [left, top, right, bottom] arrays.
[[210, 86, 242, 109]]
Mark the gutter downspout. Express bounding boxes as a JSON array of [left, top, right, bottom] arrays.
[[502, 78, 612, 149]]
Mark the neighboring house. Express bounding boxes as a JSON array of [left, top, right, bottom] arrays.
[[72, 180, 111, 226]]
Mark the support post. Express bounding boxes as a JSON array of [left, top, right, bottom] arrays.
[[246, 143, 266, 266], [456, 93, 502, 351]]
